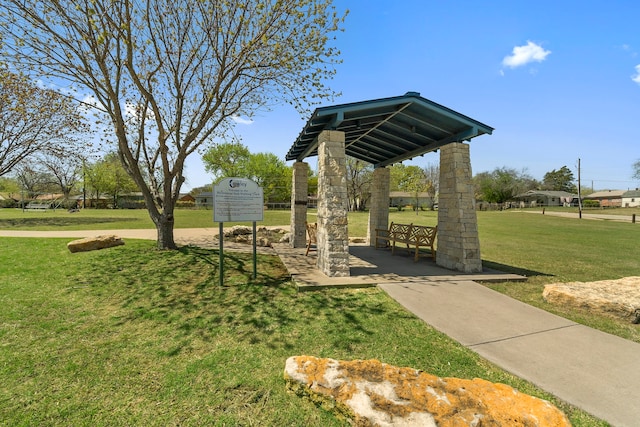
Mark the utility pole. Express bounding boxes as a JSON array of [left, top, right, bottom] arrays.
[[577, 158, 582, 219]]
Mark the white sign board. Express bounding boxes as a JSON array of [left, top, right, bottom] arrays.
[[213, 177, 263, 222]]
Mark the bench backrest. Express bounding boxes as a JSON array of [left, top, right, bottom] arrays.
[[390, 223, 412, 239], [305, 222, 317, 244], [410, 225, 437, 245]]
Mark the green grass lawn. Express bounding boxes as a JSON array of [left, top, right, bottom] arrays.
[[1, 207, 638, 425], [359, 209, 640, 343], [0, 207, 293, 230], [0, 237, 606, 426]]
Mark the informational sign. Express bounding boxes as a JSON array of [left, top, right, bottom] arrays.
[[213, 177, 263, 223]]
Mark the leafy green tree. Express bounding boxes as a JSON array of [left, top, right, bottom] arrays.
[[202, 142, 252, 183], [0, 176, 20, 196], [102, 152, 139, 208], [542, 165, 576, 192], [308, 173, 318, 199], [394, 164, 429, 212], [83, 161, 110, 208], [85, 153, 137, 208], [189, 185, 212, 197], [246, 152, 290, 203], [0, 67, 88, 177], [389, 163, 406, 192], [203, 143, 292, 203], [1, 0, 346, 249], [474, 167, 535, 205]]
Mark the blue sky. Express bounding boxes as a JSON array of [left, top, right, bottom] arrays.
[[184, 0, 640, 192]]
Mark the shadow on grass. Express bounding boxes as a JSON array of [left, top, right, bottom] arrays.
[[482, 260, 553, 278], [0, 216, 141, 228], [82, 244, 385, 356]]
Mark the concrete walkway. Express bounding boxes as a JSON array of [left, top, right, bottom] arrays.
[[4, 228, 639, 425], [269, 243, 639, 425], [379, 280, 640, 427]]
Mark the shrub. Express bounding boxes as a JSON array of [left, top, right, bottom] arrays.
[[176, 200, 195, 208], [0, 198, 17, 208]]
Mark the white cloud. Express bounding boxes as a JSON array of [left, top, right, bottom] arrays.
[[632, 65, 640, 85], [232, 115, 254, 125], [82, 94, 98, 108], [78, 94, 100, 115], [502, 41, 551, 69]]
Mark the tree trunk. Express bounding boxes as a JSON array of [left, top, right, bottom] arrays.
[[155, 212, 177, 250]]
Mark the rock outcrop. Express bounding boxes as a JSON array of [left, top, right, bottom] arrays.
[[543, 277, 640, 323], [67, 235, 125, 253], [218, 226, 287, 247], [284, 355, 570, 427]]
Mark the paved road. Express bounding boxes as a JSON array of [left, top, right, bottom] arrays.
[[523, 209, 639, 223]]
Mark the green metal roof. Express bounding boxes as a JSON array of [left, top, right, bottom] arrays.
[[285, 92, 493, 167]]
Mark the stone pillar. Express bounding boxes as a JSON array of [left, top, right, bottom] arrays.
[[290, 161, 309, 248], [436, 142, 482, 273], [367, 167, 390, 246], [316, 130, 349, 277]]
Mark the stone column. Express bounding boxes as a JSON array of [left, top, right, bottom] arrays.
[[290, 161, 309, 248], [316, 130, 349, 277], [367, 167, 390, 246], [436, 142, 482, 273]]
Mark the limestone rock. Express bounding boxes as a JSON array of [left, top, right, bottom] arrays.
[[284, 355, 570, 427], [543, 277, 640, 323], [279, 233, 291, 243], [67, 235, 124, 253], [224, 225, 252, 237], [219, 226, 287, 247]]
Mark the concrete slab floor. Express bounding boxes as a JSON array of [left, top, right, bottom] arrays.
[[271, 243, 526, 291]]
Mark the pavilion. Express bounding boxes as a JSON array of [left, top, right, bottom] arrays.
[[285, 92, 493, 276]]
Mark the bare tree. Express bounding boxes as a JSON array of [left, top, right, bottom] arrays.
[[1, 0, 346, 249], [632, 159, 640, 181], [37, 149, 84, 203], [346, 157, 372, 211], [422, 163, 439, 210], [13, 164, 54, 199], [0, 68, 87, 177]]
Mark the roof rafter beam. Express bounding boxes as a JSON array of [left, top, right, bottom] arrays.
[[376, 126, 479, 167], [396, 110, 451, 135], [346, 141, 395, 163], [372, 125, 426, 149], [356, 133, 407, 157], [345, 102, 412, 150]]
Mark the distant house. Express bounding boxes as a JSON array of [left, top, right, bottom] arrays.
[[389, 191, 435, 209], [584, 190, 625, 208], [72, 194, 110, 209], [117, 192, 145, 209], [178, 193, 195, 203], [621, 189, 640, 208], [513, 190, 577, 207], [195, 191, 213, 208]]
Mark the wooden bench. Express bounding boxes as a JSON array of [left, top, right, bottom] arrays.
[[375, 222, 437, 261], [305, 221, 317, 256], [375, 222, 410, 248], [25, 203, 49, 210]]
